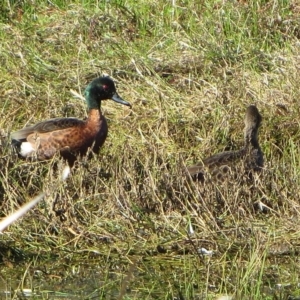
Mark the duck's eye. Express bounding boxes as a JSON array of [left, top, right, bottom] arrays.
[[103, 84, 108, 90]]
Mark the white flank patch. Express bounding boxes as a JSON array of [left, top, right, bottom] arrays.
[[20, 142, 35, 157], [61, 165, 71, 181], [198, 247, 214, 256]]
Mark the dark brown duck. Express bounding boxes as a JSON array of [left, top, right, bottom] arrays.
[[187, 105, 263, 182], [11, 76, 131, 166]]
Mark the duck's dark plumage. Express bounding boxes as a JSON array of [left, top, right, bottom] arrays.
[[11, 76, 131, 165], [187, 105, 263, 182]]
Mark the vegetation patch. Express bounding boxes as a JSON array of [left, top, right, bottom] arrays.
[[1, 0, 300, 299]]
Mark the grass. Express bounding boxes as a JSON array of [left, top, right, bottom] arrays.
[[1, 0, 300, 299]]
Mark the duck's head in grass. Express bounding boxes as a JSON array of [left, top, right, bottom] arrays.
[[11, 76, 131, 166]]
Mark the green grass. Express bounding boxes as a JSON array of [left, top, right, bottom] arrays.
[[1, 0, 300, 299]]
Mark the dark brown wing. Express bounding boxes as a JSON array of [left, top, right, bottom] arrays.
[[187, 149, 246, 176], [11, 118, 85, 141], [203, 150, 245, 168]]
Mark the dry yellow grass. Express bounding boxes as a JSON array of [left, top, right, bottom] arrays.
[[1, 1, 300, 299]]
